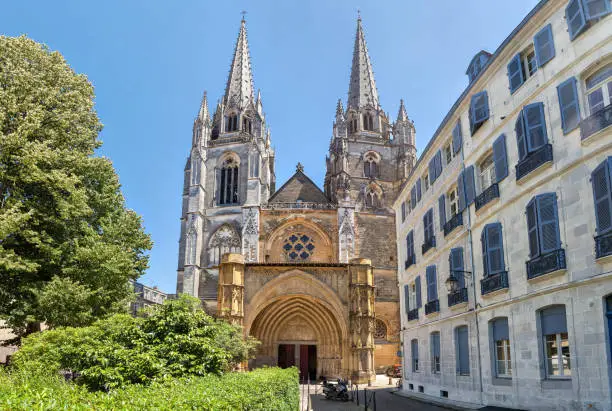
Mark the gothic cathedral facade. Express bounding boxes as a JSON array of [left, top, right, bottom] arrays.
[[176, 17, 416, 382]]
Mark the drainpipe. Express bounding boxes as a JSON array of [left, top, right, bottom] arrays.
[[460, 145, 484, 405]]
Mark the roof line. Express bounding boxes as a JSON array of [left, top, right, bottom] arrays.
[[267, 170, 331, 204]]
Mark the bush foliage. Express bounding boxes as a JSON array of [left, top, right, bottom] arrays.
[[0, 367, 299, 410], [13, 295, 259, 390]]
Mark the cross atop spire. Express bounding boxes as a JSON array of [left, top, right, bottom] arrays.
[[347, 16, 380, 111], [223, 18, 255, 109]]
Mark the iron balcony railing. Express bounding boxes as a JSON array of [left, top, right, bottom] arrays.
[[595, 231, 612, 260], [424, 299, 440, 315], [443, 212, 463, 237], [422, 236, 436, 255], [404, 254, 416, 269], [516, 144, 553, 181], [480, 271, 509, 295], [526, 249, 566, 280], [581, 104, 612, 140], [447, 287, 469, 307], [475, 183, 500, 211], [407, 308, 419, 321]]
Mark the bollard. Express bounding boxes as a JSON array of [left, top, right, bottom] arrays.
[[388, 376, 392, 385]]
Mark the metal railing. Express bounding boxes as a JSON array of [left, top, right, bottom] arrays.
[[480, 271, 509, 295], [595, 231, 612, 260], [421, 236, 436, 255], [475, 183, 499, 211], [350, 385, 377, 411], [448, 287, 469, 307], [424, 299, 440, 315], [404, 254, 416, 269], [581, 103, 612, 140], [526, 249, 566, 280], [515, 144, 553, 181], [407, 308, 419, 321], [443, 213, 463, 237]]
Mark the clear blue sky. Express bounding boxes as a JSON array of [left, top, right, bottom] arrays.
[[1, 0, 539, 293]]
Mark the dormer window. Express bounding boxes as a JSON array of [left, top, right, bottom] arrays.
[[466, 51, 492, 83], [225, 114, 238, 132], [363, 113, 375, 131]]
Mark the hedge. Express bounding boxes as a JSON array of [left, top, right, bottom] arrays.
[[0, 367, 299, 410]]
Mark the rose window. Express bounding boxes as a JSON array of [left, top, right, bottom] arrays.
[[374, 319, 387, 340], [283, 233, 315, 261]]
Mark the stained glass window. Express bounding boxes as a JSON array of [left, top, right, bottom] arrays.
[[283, 233, 315, 262]]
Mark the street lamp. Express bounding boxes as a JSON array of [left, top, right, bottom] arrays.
[[445, 270, 472, 293]]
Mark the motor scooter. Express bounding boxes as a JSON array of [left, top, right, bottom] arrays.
[[322, 377, 349, 402]]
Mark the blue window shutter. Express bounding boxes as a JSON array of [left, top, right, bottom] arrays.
[[429, 157, 437, 183], [452, 120, 463, 154], [524, 102, 548, 151], [465, 165, 476, 206], [557, 77, 581, 134], [409, 231, 415, 262], [591, 158, 612, 234], [536, 193, 561, 253], [515, 112, 528, 161], [411, 186, 417, 208], [526, 198, 540, 257], [429, 209, 434, 239], [457, 326, 470, 375], [470, 91, 490, 134], [404, 285, 410, 313], [427, 266, 438, 301], [486, 223, 505, 274], [438, 195, 446, 230], [401, 202, 406, 222], [415, 276, 422, 308], [534, 24, 555, 67], [566, 0, 587, 40], [481, 229, 489, 276], [582, 0, 612, 19], [507, 53, 525, 93], [436, 150, 443, 179], [457, 170, 466, 211], [493, 134, 509, 182], [541, 306, 568, 335], [416, 179, 422, 202], [492, 318, 510, 341], [432, 266, 438, 300], [450, 248, 465, 289]]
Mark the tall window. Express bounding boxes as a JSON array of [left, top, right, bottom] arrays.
[[456, 325, 470, 375], [444, 142, 454, 164], [585, 64, 612, 115], [242, 116, 252, 134], [365, 186, 382, 209], [592, 158, 612, 236], [363, 113, 375, 131], [364, 154, 378, 178], [479, 153, 496, 192], [218, 157, 239, 205], [448, 188, 459, 218], [481, 223, 506, 276], [411, 339, 419, 372], [405, 230, 415, 267], [491, 318, 512, 377], [426, 265, 438, 303], [225, 113, 238, 132], [469, 91, 490, 135], [431, 332, 441, 374], [349, 117, 358, 134], [516, 102, 549, 161], [540, 306, 571, 378], [423, 208, 435, 247], [449, 247, 465, 289], [526, 193, 562, 258], [565, 0, 611, 41]]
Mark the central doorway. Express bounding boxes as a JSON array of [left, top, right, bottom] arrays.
[[277, 343, 317, 381]]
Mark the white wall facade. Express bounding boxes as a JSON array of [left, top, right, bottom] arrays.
[[394, 1, 612, 409]]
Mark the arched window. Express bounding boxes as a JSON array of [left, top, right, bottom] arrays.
[[225, 114, 238, 132], [364, 154, 378, 178], [207, 224, 241, 266], [218, 157, 239, 205], [363, 113, 375, 131], [374, 319, 387, 340], [365, 186, 382, 209], [349, 117, 358, 134], [242, 117, 252, 134]]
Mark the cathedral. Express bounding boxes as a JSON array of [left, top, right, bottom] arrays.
[[175, 16, 416, 383]]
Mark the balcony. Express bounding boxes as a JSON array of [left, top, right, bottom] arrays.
[[407, 308, 419, 321], [515, 144, 553, 181], [448, 287, 469, 307], [581, 104, 612, 140], [595, 231, 612, 260], [480, 271, 509, 295], [422, 236, 436, 255], [475, 183, 499, 211], [526, 249, 566, 280], [424, 299, 440, 315], [404, 254, 416, 269], [443, 213, 463, 237]]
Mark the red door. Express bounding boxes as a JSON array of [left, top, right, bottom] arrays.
[[278, 344, 295, 369], [299, 345, 309, 382]]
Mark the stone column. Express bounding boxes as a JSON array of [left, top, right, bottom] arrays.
[[217, 253, 245, 326], [348, 258, 375, 384]]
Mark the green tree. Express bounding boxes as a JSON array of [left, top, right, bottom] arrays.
[[0, 35, 152, 338]]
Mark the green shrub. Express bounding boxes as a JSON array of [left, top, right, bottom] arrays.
[[12, 295, 259, 390], [0, 367, 299, 410]]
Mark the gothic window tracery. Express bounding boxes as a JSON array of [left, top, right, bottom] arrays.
[[282, 233, 315, 262], [364, 154, 379, 178], [207, 224, 241, 266], [365, 184, 383, 209], [374, 319, 387, 340], [218, 157, 239, 205]]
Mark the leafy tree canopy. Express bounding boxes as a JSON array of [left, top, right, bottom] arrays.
[[13, 295, 260, 391], [0, 35, 152, 337]]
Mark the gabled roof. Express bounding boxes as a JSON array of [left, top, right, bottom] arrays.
[[268, 166, 330, 204]]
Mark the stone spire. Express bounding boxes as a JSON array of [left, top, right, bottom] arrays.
[[347, 16, 380, 110], [223, 18, 255, 109], [396, 99, 408, 123], [198, 92, 210, 122], [336, 99, 345, 117]]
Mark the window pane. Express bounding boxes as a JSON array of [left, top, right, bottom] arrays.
[[497, 360, 506, 375], [545, 334, 560, 376], [527, 51, 537, 76], [561, 333, 571, 375], [589, 88, 604, 113]]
